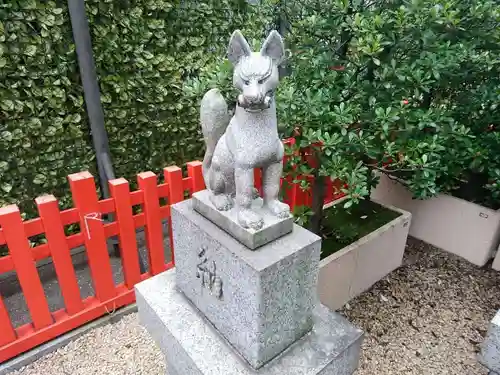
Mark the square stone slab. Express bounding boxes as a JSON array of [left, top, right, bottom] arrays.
[[192, 189, 293, 250], [136, 269, 364, 375], [172, 199, 321, 369], [479, 309, 500, 373]]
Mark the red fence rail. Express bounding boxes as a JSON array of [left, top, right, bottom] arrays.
[[0, 154, 344, 363], [280, 137, 345, 209], [0, 161, 205, 363]]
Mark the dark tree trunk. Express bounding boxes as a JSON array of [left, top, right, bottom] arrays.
[[309, 174, 326, 235], [423, 90, 433, 109], [277, 0, 291, 78]]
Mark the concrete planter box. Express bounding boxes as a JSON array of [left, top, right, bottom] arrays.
[[371, 174, 500, 267], [318, 199, 411, 311]]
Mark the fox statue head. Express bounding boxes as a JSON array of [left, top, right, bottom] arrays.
[[227, 30, 285, 112]]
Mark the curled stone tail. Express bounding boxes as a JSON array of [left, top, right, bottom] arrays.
[[200, 88, 230, 186]]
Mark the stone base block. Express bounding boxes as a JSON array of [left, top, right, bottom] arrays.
[[479, 310, 500, 373], [136, 270, 364, 375], [172, 199, 321, 368], [192, 189, 293, 249]]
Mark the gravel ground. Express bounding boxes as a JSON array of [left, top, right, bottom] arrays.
[[10, 238, 500, 375], [342, 238, 500, 375], [10, 314, 164, 375]]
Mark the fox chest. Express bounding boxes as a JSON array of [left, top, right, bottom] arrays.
[[226, 127, 282, 168]]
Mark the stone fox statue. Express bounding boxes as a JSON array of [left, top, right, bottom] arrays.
[[200, 30, 290, 230]]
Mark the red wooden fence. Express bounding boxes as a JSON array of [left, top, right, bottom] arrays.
[[280, 137, 345, 209], [0, 155, 344, 363], [0, 162, 204, 363]]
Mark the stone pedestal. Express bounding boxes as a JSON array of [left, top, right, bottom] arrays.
[[479, 310, 500, 374], [136, 195, 364, 374], [173, 199, 320, 368], [136, 271, 364, 375]]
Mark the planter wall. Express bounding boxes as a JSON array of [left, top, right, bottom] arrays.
[[318, 200, 411, 311], [371, 174, 500, 267]]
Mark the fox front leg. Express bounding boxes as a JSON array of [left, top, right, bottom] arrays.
[[207, 168, 234, 211], [263, 161, 290, 218], [235, 166, 264, 230]]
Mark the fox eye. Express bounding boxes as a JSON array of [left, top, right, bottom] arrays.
[[258, 78, 265, 84], [244, 80, 250, 85]]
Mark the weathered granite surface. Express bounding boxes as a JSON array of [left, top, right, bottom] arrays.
[[172, 199, 321, 368], [136, 269, 364, 375], [192, 189, 293, 249], [479, 310, 500, 373], [199, 30, 290, 231]]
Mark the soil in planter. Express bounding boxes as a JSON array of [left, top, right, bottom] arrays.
[[448, 171, 500, 210], [320, 199, 401, 259], [392, 170, 499, 210]]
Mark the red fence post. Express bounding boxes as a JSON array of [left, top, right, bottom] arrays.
[[165, 166, 184, 204], [284, 179, 298, 212], [0, 205, 53, 330], [187, 161, 205, 193], [332, 179, 346, 200], [0, 296, 16, 346], [294, 175, 311, 209], [68, 172, 116, 302], [281, 137, 299, 211], [36, 195, 84, 315], [137, 172, 165, 275], [109, 178, 141, 287], [254, 168, 263, 196], [164, 166, 184, 264]]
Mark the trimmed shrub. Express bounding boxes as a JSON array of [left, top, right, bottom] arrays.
[[0, 0, 94, 217], [86, 0, 274, 182], [0, 0, 274, 219], [277, 0, 500, 213]]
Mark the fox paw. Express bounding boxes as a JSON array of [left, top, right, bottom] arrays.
[[210, 194, 233, 211], [238, 209, 264, 230], [266, 199, 290, 219]]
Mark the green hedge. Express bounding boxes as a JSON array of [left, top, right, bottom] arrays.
[[86, 0, 273, 182], [0, 0, 273, 218], [0, 0, 94, 218]]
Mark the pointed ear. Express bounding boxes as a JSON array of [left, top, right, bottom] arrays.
[[227, 30, 252, 66], [260, 30, 285, 64]]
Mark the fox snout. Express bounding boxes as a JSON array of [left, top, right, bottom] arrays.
[[237, 92, 272, 109], [240, 83, 266, 104], [237, 80, 273, 109], [243, 84, 263, 104]]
